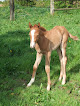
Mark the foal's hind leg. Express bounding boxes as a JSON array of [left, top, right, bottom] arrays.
[[61, 36, 68, 85], [57, 47, 63, 81]]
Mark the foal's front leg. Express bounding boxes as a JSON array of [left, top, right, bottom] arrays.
[[27, 52, 43, 87], [45, 52, 51, 91]]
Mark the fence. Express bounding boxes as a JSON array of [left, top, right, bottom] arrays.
[[8, 0, 80, 20], [54, 0, 80, 11], [16, 0, 80, 9]]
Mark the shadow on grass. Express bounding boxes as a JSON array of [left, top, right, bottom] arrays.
[[67, 63, 80, 82], [0, 30, 37, 78], [51, 63, 80, 84]]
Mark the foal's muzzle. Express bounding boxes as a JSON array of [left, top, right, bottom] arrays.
[[30, 42, 35, 48]]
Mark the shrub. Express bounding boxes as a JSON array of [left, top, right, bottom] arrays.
[[15, 0, 36, 6]]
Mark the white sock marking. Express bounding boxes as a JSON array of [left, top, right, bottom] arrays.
[[27, 77, 35, 87], [62, 80, 66, 85], [59, 77, 62, 81], [47, 84, 50, 91]]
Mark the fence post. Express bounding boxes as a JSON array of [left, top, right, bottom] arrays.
[[10, 0, 14, 20], [77, 0, 78, 8], [50, 0, 54, 15]]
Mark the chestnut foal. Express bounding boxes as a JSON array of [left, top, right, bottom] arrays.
[[27, 22, 78, 91]]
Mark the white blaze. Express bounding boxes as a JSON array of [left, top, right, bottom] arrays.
[[30, 29, 35, 48]]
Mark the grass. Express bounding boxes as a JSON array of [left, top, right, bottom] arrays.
[[0, 5, 80, 106]]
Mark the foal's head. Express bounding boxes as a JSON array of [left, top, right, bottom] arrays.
[[29, 22, 46, 48]]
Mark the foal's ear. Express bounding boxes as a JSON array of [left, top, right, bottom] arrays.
[[29, 22, 33, 29], [38, 23, 40, 27]]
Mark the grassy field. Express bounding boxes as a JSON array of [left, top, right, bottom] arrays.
[[0, 5, 80, 106]]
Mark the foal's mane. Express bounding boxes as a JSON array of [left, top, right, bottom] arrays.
[[39, 26, 46, 32], [33, 24, 46, 32]]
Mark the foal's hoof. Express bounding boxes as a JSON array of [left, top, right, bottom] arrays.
[[47, 85, 50, 91], [59, 77, 62, 81], [27, 83, 31, 87], [62, 80, 66, 85]]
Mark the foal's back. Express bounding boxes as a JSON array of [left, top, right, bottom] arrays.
[[45, 26, 69, 50]]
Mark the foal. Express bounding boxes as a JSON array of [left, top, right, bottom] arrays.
[[27, 22, 78, 91]]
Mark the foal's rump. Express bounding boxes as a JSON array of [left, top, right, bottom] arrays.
[[48, 26, 78, 50], [58, 26, 78, 41], [52, 26, 78, 41]]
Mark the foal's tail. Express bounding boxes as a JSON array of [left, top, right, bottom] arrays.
[[69, 33, 79, 41]]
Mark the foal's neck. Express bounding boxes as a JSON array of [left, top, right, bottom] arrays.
[[39, 30, 47, 40], [37, 30, 48, 46], [36, 29, 49, 53]]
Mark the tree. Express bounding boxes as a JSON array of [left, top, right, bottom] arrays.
[[50, 0, 54, 15], [10, 0, 14, 20]]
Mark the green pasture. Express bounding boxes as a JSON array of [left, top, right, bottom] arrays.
[[0, 5, 80, 106]]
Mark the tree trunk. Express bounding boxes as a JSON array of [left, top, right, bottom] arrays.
[[50, 0, 54, 15], [10, 0, 14, 20]]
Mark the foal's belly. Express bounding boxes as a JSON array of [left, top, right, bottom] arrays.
[[49, 37, 62, 51], [50, 42, 61, 50]]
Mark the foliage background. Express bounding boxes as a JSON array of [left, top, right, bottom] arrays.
[[1, 0, 80, 8]]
